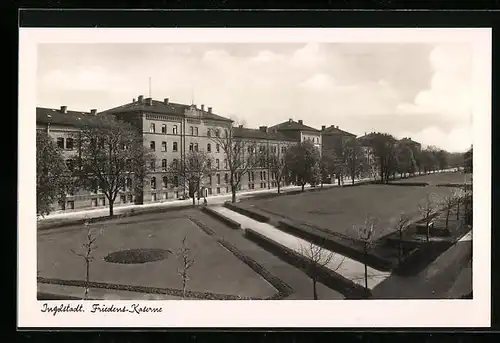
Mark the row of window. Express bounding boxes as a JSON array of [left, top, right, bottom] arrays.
[[149, 141, 222, 153], [56, 137, 74, 150], [149, 123, 229, 138], [303, 136, 320, 144], [151, 176, 178, 189]]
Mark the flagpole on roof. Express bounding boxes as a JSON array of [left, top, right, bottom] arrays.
[[149, 77, 152, 98]]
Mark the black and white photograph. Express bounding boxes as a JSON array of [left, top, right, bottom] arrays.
[[18, 27, 490, 328]]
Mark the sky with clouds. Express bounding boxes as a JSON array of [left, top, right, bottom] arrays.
[[37, 42, 474, 153]]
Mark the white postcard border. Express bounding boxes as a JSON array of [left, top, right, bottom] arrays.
[[18, 27, 491, 328]]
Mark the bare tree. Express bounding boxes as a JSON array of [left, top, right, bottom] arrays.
[[36, 130, 73, 218], [268, 152, 288, 194], [74, 115, 153, 216], [176, 237, 195, 299], [286, 141, 321, 191], [394, 214, 410, 266], [357, 215, 376, 290], [70, 222, 101, 300], [298, 241, 345, 300], [343, 137, 365, 185], [418, 193, 437, 242], [441, 192, 456, 230], [170, 150, 214, 205], [211, 127, 264, 203]]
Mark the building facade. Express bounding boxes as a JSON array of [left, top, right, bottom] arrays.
[[232, 126, 297, 191], [36, 99, 308, 213], [36, 106, 108, 211], [269, 119, 322, 153]]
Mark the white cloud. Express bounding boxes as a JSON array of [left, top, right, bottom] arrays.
[[290, 42, 327, 69], [399, 125, 472, 153], [36, 42, 477, 151], [39, 66, 130, 92], [299, 73, 336, 90], [397, 44, 473, 122]]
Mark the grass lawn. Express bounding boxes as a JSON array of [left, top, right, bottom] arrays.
[[242, 173, 466, 241], [392, 172, 472, 185], [37, 210, 277, 299]]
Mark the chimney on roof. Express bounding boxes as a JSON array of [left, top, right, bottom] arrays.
[[164, 98, 169, 104], [238, 125, 243, 129], [288, 118, 293, 123], [201, 104, 204, 112], [336, 125, 339, 129], [208, 107, 212, 113], [364, 132, 366, 136], [60, 106, 67, 114], [138, 95, 144, 103], [90, 109, 97, 115], [321, 125, 326, 131], [145, 97, 152, 106], [259, 126, 268, 133], [298, 120, 303, 125], [133, 98, 136, 102]]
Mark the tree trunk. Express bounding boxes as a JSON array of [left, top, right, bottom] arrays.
[[277, 182, 281, 194], [231, 190, 236, 203], [313, 279, 318, 300], [445, 209, 450, 230], [85, 259, 90, 300], [456, 201, 460, 220], [301, 183, 305, 192], [398, 229, 403, 266], [109, 200, 114, 217], [426, 220, 430, 242], [192, 197, 195, 206], [364, 246, 368, 290], [352, 175, 355, 185]]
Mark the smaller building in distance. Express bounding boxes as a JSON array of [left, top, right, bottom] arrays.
[[232, 125, 297, 191], [320, 124, 356, 157], [269, 118, 322, 152], [398, 137, 422, 153]]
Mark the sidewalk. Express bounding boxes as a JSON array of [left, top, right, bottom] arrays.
[[38, 170, 454, 224], [212, 206, 390, 290], [38, 182, 343, 224]]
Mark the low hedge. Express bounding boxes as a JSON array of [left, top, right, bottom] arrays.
[[386, 182, 429, 187], [277, 220, 394, 271], [244, 229, 371, 299], [38, 204, 196, 231], [37, 292, 92, 300], [436, 183, 472, 189], [217, 238, 293, 299], [189, 217, 215, 236], [201, 206, 241, 229], [393, 241, 453, 276], [37, 277, 257, 300], [224, 202, 270, 223]]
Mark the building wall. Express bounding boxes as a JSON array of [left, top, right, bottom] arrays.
[[38, 108, 301, 214]]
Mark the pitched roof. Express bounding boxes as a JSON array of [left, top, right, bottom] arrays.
[[269, 119, 320, 133], [99, 99, 232, 122], [36, 107, 95, 127], [321, 125, 356, 137], [399, 137, 422, 146], [356, 132, 378, 142], [232, 127, 297, 142]]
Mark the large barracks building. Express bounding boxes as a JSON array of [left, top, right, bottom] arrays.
[[36, 95, 418, 212]]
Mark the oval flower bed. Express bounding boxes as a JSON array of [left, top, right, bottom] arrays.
[[104, 248, 173, 264]]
